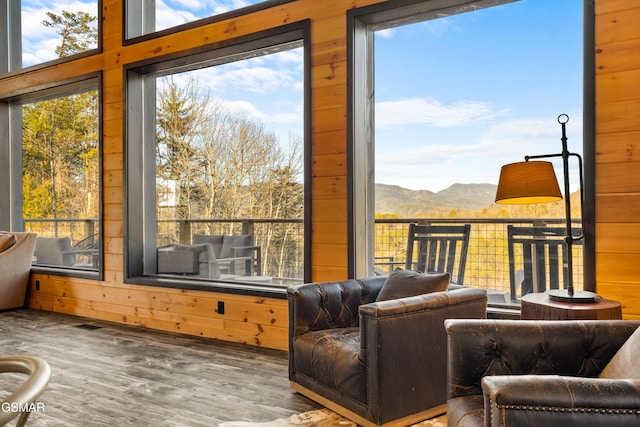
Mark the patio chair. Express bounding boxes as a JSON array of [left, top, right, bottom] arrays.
[[507, 225, 583, 301], [34, 236, 98, 269], [193, 234, 262, 276], [157, 242, 252, 279], [405, 223, 471, 285]]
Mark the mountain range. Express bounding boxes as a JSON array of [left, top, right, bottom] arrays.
[[375, 183, 499, 216]]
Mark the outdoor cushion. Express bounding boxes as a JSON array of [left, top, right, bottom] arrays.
[[0, 233, 17, 253], [193, 234, 224, 258], [600, 325, 640, 379], [376, 269, 450, 302]]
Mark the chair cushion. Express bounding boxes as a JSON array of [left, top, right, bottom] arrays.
[[599, 325, 640, 379], [376, 269, 450, 302], [0, 233, 17, 253], [157, 243, 213, 275], [291, 327, 365, 404], [193, 234, 224, 258]]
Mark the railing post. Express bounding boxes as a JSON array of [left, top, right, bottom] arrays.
[[241, 220, 254, 235], [179, 220, 192, 244], [84, 219, 95, 240]]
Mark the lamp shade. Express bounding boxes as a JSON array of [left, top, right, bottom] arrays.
[[495, 161, 562, 204]]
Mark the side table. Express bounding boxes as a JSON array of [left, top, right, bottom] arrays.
[[521, 292, 622, 320]]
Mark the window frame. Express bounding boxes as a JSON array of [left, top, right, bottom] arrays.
[[0, 73, 104, 280], [124, 21, 312, 297], [347, 0, 596, 292], [124, 0, 296, 42], [1, 0, 102, 76]]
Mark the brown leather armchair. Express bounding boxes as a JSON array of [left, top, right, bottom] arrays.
[[288, 277, 487, 427], [446, 319, 640, 427]]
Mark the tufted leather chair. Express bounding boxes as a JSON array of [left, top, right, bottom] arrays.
[[446, 319, 640, 427], [288, 277, 487, 427]]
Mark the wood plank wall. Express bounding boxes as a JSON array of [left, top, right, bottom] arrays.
[[2, 0, 639, 350], [594, 0, 640, 320]]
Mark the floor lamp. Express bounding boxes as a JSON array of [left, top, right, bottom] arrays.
[[495, 114, 597, 303]]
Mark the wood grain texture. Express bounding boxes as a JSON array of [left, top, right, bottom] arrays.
[[0, 308, 320, 426], [27, 276, 289, 350], [595, 2, 640, 318]]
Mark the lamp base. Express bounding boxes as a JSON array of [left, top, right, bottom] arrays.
[[546, 289, 599, 303]]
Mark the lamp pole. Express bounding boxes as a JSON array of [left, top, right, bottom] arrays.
[[521, 115, 594, 302], [558, 114, 575, 297]]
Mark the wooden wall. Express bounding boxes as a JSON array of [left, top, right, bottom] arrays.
[[1, 0, 639, 350], [594, 0, 640, 320]]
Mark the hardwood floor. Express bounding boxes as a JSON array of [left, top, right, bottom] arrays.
[[0, 308, 321, 426]]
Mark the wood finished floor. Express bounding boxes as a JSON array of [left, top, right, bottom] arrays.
[[0, 309, 321, 426]]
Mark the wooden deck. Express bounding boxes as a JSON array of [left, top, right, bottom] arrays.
[[0, 308, 320, 426]]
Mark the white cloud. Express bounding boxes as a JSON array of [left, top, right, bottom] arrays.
[[222, 99, 300, 124], [374, 115, 585, 191], [21, 0, 99, 66], [376, 97, 503, 127]]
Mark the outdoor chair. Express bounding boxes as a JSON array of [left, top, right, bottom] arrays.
[[507, 225, 583, 301], [0, 232, 37, 310], [34, 236, 99, 269], [157, 242, 253, 279], [193, 234, 262, 275], [405, 223, 471, 285], [447, 319, 640, 426]]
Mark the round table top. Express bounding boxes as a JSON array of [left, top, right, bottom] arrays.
[[521, 292, 621, 310]]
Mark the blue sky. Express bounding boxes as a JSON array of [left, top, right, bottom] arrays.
[[21, 0, 584, 193], [374, 0, 583, 191]]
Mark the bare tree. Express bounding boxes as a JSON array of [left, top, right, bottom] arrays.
[[155, 76, 304, 277]]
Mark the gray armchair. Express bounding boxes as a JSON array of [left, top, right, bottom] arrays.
[[288, 277, 487, 427], [157, 243, 252, 279], [193, 234, 261, 276], [446, 319, 640, 427], [34, 236, 98, 269]]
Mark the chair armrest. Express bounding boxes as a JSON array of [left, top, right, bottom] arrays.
[[358, 288, 487, 422], [446, 319, 640, 399], [207, 256, 252, 275], [233, 245, 262, 275], [482, 375, 640, 426]]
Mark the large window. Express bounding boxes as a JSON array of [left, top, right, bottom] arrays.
[[350, 0, 593, 306], [0, 77, 102, 278], [126, 26, 309, 292]]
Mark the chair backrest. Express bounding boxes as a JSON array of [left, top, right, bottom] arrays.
[[34, 237, 75, 266], [507, 225, 583, 300], [405, 223, 471, 285]]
